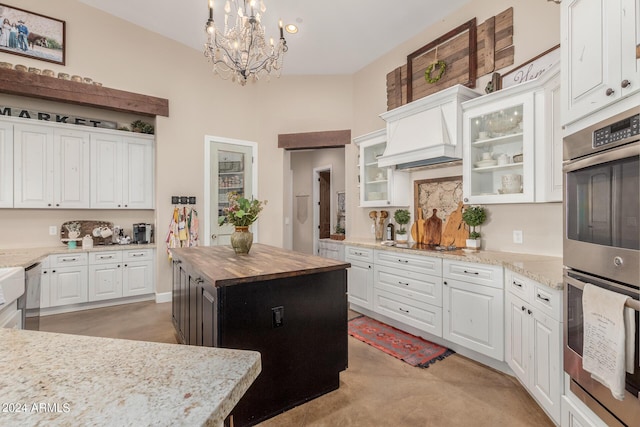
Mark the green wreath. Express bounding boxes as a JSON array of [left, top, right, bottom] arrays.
[[425, 60, 446, 84]]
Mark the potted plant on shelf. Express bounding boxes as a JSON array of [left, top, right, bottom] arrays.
[[331, 224, 346, 241], [393, 209, 411, 245], [462, 205, 487, 250], [218, 192, 267, 254]]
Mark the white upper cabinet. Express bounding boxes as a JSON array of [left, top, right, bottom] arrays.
[[0, 122, 13, 208], [13, 124, 55, 208], [562, 0, 640, 124], [462, 66, 562, 204], [53, 129, 91, 208], [91, 134, 154, 209], [354, 129, 410, 208]]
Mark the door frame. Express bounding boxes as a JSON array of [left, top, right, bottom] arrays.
[[204, 135, 258, 246], [312, 164, 332, 255]]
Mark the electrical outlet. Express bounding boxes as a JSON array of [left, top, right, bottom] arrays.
[[49, 226, 57, 236], [513, 230, 523, 244]]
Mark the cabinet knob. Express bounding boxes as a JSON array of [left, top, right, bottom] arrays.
[[56, 203, 60, 207], [521, 306, 526, 311], [211, 234, 217, 240], [621, 79, 631, 88], [605, 88, 615, 96], [47, 203, 52, 207], [124, 264, 128, 267], [527, 309, 532, 315], [124, 205, 128, 207], [444, 281, 448, 285], [117, 204, 121, 207], [117, 265, 121, 268], [463, 198, 468, 203], [52, 270, 56, 273]]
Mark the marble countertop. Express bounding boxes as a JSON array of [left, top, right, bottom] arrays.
[[344, 239, 564, 290], [0, 328, 261, 426], [0, 244, 157, 269]]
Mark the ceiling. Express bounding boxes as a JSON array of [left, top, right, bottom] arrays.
[[78, 0, 471, 75]]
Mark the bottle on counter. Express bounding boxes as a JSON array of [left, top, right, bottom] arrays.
[[386, 222, 394, 241]]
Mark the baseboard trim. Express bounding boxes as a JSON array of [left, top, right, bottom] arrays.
[[155, 292, 172, 303], [40, 294, 155, 316]]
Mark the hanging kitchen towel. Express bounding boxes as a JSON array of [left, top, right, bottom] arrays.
[[165, 206, 180, 261], [188, 208, 199, 247], [582, 283, 632, 401]]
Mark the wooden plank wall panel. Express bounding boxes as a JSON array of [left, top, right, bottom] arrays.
[[0, 69, 169, 117], [386, 8, 513, 110]]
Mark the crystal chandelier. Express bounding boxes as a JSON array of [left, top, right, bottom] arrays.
[[204, 0, 288, 85]]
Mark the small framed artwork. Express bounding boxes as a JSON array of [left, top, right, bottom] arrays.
[[0, 3, 65, 65], [501, 44, 560, 89]]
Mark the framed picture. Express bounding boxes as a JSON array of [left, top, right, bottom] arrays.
[[0, 4, 65, 65], [500, 44, 560, 89]]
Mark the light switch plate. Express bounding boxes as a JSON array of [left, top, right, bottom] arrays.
[[49, 226, 57, 236], [513, 230, 523, 244]]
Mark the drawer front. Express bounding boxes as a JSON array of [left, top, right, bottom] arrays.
[[345, 246, 374, 262], [50, 252, 88, 268], [505, 269, 531, 301], [374, 265, 442, 307], [319, 240, 341, 251], [375, 249, 442, 276], [123, 249, 154, 262], [373, 288, 442, 337], [443, 259, 503, 289], [89, 251, 123, 264], [532, 282, 562, 322]]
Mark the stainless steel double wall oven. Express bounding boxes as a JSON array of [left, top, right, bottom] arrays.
[[563, 106, 640, 427]]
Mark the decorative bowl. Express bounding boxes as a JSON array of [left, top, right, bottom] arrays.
[[513, 153, 523, 163], [0, 62, 12, 69], [28, 67, 41, 74], [42, 69, 55, 77], [58, 72, 70, 80], [71, 75, 82, 82], [14, 64, 27, 72]]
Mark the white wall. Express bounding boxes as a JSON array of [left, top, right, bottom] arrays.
[[347, 0, 563, 256]]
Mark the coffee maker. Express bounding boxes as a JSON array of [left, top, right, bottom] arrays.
[[132, 223, 153, 244]]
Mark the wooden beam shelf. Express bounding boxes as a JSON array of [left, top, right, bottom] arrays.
[[0, 69, 169, 117]]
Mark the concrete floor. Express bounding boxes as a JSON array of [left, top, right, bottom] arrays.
[[40, 301, 554, 427]]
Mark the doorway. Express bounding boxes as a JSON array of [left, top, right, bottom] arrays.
[[204, 136, 257, 246], [319, 170, 331, 239]]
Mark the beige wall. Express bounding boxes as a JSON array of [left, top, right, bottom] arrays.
[[0, 0, 564, 300], [0, 0, 353, 294], [291, 147, 345, 254], [347, 0, 563, 257]]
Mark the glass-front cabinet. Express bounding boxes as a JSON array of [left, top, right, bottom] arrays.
[[462, 92, 535, 204], [354, 129, 410, 207], [217, 150, 246, 216]]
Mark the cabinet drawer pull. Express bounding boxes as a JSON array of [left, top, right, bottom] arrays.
[[463, 270, 479, 275], [512, 280, 523, 288], [195, 278, 204, 284], [521, 306, 526, 311], [61, 257, 78, 262], [398, 307, 410, 314], [536, 294, 550, 303], [527, 309, 533, 315], [398, 281, 409, 286], [398, 259, 409, 263], [605, 88, 615, 96], [98, 255, 113, 260], [131, 253, 145, 257], [621, 79, 631, 88]]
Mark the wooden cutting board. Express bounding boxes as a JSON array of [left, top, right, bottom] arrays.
[[411, 209, 425, 243], [441, 202, 466, 247], [423, 209, 442, 246]]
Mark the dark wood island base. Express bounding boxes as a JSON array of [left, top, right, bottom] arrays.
[[170, 244, 350, 427]]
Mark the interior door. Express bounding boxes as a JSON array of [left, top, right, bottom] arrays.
[[209, 142, 254, 246], [319, 171, 331, 239]]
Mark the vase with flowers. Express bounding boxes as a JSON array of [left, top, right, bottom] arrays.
[[218, 192, 267, 254]]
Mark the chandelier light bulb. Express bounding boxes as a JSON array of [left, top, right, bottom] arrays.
[[224, 0, 231, 13]]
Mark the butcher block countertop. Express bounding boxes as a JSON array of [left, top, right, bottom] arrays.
[[0, 328, 260, 427], [170, 244, 350, 287], [344, 239, 564, 290]]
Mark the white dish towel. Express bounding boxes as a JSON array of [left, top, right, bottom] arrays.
[[582, 283, 635, 401]]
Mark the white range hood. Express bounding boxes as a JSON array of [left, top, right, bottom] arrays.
[[378, 85, 480, 169]]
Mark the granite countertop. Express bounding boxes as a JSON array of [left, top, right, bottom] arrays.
[[344, 239, 564, 290], [0, 244, 157, 269], [171, 244, 350, 287], [0, 328, 260, 427]]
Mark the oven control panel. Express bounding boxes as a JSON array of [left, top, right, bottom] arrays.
[[593, 113, 639, 148]]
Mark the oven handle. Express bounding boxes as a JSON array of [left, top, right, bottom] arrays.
[[563, 142, 640, 173], [565, 274, 640, 312]]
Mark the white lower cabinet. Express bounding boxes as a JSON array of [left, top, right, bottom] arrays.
[[373, 251, 443, 336], [505, 271, 563, 425], [345, 247, 374, 309], [442, 260, 504, 360], [318, 239, 344, 261], [561, 394, 608, 427], [48, 253, 88, 307], [42, 249, 155, 310]]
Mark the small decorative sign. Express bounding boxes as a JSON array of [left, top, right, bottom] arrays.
[[501, 44, 560, 89], [0, 105, 117, 129]]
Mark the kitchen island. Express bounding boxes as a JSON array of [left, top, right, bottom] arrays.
[[0, 328, 260, 426], [170, 244, 350, 427]]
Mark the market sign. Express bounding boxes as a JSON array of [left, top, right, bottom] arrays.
[[0, 105, 117, 129]]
